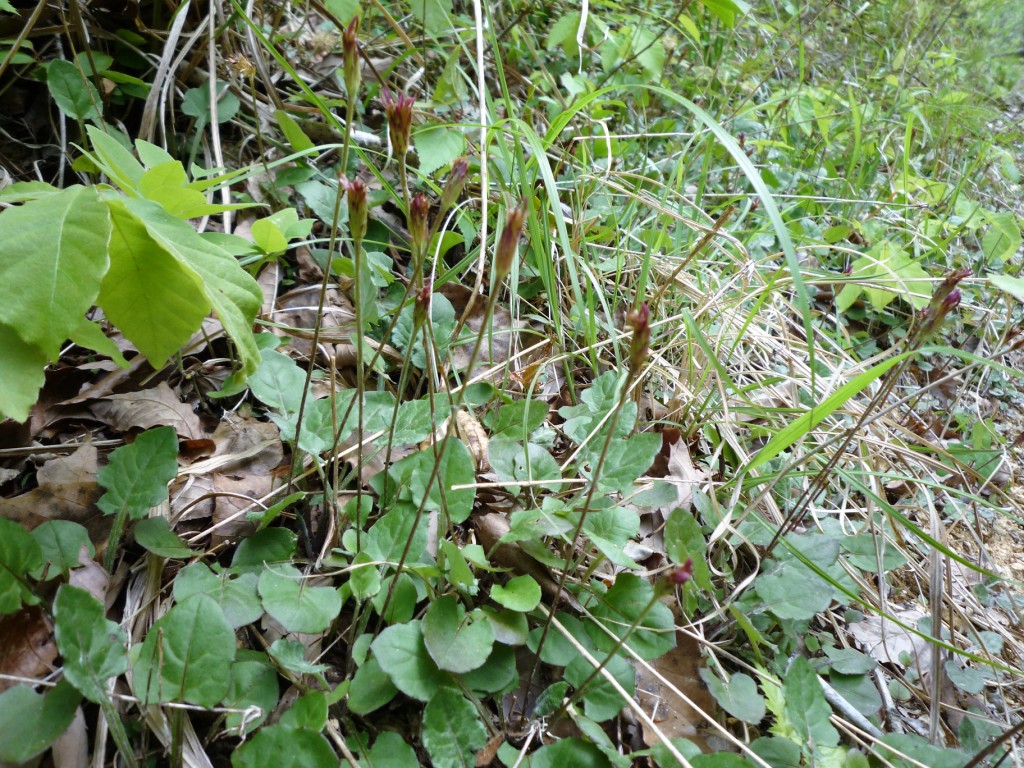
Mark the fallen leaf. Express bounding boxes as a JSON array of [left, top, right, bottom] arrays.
[[0, 606, 57, 692], [89, 382, 201, 438]]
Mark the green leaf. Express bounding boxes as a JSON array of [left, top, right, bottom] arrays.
[[0, 518, 43, 613], [491, 575, 541, 612], [0, 185, 110, 358], [173, 563, 263, 628], [275, 109, 315, 152], [698, 670, 765, 725], [824, 647, 875, 675], [457, 642, 517, 694], [365, 732, 419, 768], [558, 371, 635, 444], [134, 516, 193, 558], [249, 348, 306, 415], [481, 606, 530, 646], [258, 564, 341, 633], [422, 595, 495, 673], [372, 620, 451, 701], [784, 657, 839, 749], [488, 438, 563, 493], [409, 0, 451, 38], [97, 426, 179, 520], [0, 681, 80, 763], [232, 724, 336, 768], [746, 350, 913, 473], [546, 12, 583, 55], [280, 691, 328, 731], [99, 199, 212, 366], [421, 687, 488, 768], [483, 399, 549, 438], [413, 124, 465, 176], [182, 85, 241, 124], [268, 638, 329, 676], [981, 212, 1021, 264], [750, 737, 801, 768], [586, 574, 675, 660], [53, 585, 128, 702], [0, 321, 48, 421], [403, 440, 477, 523], [391, 395, 451, 444], [347, 655, 398, 714], [828, 672, 882, 716], [224, 650, 278, 734], [85, 125, 145, 193], [582, 505, 641, 568], [133, 593, 236, 706], [565, 653, 635, 722], [32, 520, 93, 579], [754, 559, 836, 621], [349, 552, 382, 601], [836, 241, 930, 313], [116, 196, 262, 375], [511, 738, 610, 767], [47, 59, 102, 121], [664, 510, 712, 589]]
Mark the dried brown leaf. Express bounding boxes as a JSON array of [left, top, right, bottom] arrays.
[[0, 606, 57, 692], [89, 382, 201, 438]]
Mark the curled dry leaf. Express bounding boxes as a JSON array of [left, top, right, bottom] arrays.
[[456, 409, 489, 472], [89, 381, 201, 439], [0, 606, 57, 692], [634, 631, 718, 753], [0, 446, 107, 545]]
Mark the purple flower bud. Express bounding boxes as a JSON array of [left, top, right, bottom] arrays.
[[342, 17, 361, 99], [342, 176, 368, 245], [943, 288, 962, 310], [495, 201, 527, 280], [626, 303, 651, 373], [439, 157, 470, 215], [383, 90, 415, 159], [656, 558, 694, 595]]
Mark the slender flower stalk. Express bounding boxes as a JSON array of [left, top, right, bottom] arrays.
[[495, 200, 527, 282], [408, 192, 431, 289]]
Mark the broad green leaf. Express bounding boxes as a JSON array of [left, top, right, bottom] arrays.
[[0, 185, 110, 358], [698, 670, 765, 724], [990, 273, 1024, 302], [506, 738, 609, 768], [134, 516, 193, 558], [85, 125, 145, 193], [133, 593, 236, 706], [483, 399, 549, 438], [232, 724, 336, 768], [275, 109, 315, 152], [224, 650, 278, 734], [824, 647, 875, 675], [488, 438, 563, 493], [836, 241, 930, 313], [390, 395, 451, 445], [981, 212, 1021, 264], [232, 527, 297, 568], [182, 85, 241, 124], [268, 639, 329, 676], [258, 564, 342, 633], [750, 737, 801, 768], [69, 316, 128, 366], [413, 125, 465, 176], [587, 432, 660, 491], [53, 585, 128, 702], [249, 348, 306, 415], [0, 681, 80, 763], [423, 596, 495, 673], [400, 440, 477, 523], [481, 606, 530, 646], [173, 563, 263, 628], [701, 0, 749, 27], [372, 621, 451, 701], [828, 672, 882, 716], [0, 321, 48, 421], [582, 505, 641, 569], [558, 371, 635, 444], [664, 510, 712, 589], [784, 657, 839, 749], [279, 691, 328, 731], [117, 196, 262, 374], [565, 653, 635, 722], [349, 552, 381, 601], [47, 59, 102, 121], [421, 687, 487, 768], [0, 518, 43, 613], [546, 12, 583, 55], [366, 732, 418, 768], [139, 160, 188, 192], [876, 734, 968, 768], [97, 426, 179, 520], [32, 520, 93, 579], [491, 575, 541, 612], [457, 642, 517, 694], [347, 656, 398, 714], [754, 559, 835, 621], [586, 573, 675, 660], [409, 0, 450, 38], [746, 350, 913, 473]]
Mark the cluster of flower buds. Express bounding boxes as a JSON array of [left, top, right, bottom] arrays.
[[342, 17, 360, 99], [917, 267, 970, 339], [383, 90, 415, 159], [495, 201, 527, 281], [342, 176, 367, 245], [625, 303, 651, 374]]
